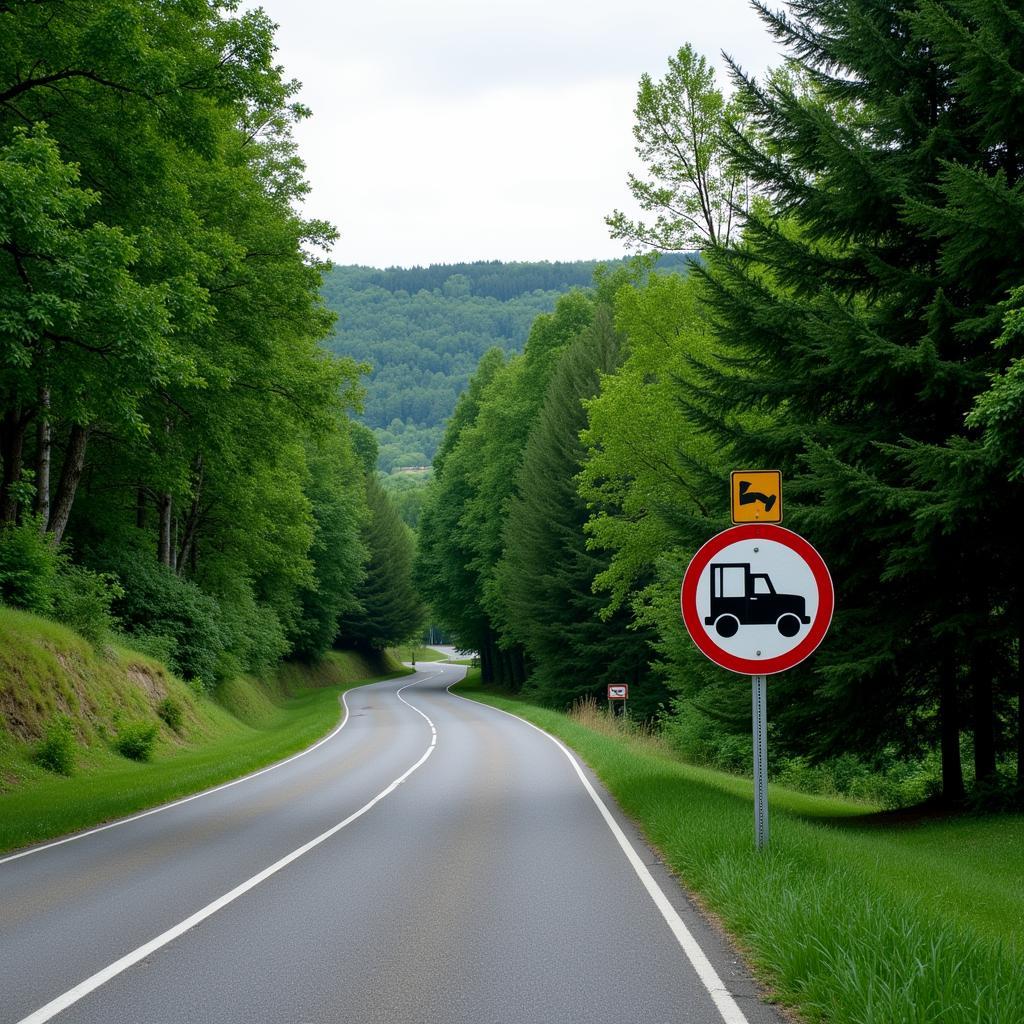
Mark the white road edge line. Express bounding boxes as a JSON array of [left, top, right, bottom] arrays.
[[0, 667, 435, 867], [13, 675, 440, 1024], [448, 679, 751, 1024]]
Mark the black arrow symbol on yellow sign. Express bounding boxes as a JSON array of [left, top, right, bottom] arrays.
[[738, 480, 777, 513]]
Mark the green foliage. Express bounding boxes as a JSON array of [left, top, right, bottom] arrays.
[[288, 422, 368, 661], [495, 307, 661, 711], [156, 697, 184, 733], [0, 0, 388, 692], [0, 520, 60, 614], [52, 565, 122, 648], [379, 471, 431, 529], [101, 551, 225, 685], [114, 721, 158, 762], [321, 257, 693, 470], [338, 475, 423, 651], [606, 45, 745, 251], [33, 715, 75, 776]]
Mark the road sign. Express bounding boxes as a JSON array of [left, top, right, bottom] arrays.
[[731, 470, 782, 524], [607, 684, 628, 700], [680, 524, 833, 676]]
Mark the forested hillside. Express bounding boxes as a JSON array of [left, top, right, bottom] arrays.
[[417, 16, 1024, 811], [320, 256, 691, 470]]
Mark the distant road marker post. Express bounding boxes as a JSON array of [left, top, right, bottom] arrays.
[[681, 476, 833, 850]]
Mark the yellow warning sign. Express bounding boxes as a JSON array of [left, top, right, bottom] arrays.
[[731, 470, 782, 524]]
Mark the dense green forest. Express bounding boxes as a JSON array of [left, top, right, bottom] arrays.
[[417, 3, 1024, 808], [0, 0, 422, 686], [320, 256, 691, 471]]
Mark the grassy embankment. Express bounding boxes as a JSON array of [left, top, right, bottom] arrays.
[[0, 606, 410, 853], [456, 672, 1024, 1024], [387, 645, 451, 663]]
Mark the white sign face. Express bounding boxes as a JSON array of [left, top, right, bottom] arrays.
[[607, 685, 628, 699], [693, 535, 819, 662]]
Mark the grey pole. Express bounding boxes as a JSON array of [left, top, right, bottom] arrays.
[[752, 674, 769, 849]]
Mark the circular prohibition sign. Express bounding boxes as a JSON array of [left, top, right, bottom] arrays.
[[680, 523, 834, 676]]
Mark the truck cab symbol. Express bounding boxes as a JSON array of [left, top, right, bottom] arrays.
[[705, 563, 810, 639]]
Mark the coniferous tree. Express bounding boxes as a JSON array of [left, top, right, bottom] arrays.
[[684, 0, 1024, 798], [497, 307, 661, 712], [337, 474, 423, 652], [415, 349, 506, 671]]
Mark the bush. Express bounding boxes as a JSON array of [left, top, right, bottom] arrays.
[[120, 629, 176, 666], [156, 697, 183, 732], [217, 585, 289, 676], [52, 564, 123, 647], [0, 518, 60, 614], [34, 715, 75, 775], [114, 721, 158, 761], [98, 552, 225, 683]]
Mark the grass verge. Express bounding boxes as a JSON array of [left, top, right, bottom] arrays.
[[386, 645, 451, 663], [456, 673, 1024, 1024], [0, 613, 411, 853]]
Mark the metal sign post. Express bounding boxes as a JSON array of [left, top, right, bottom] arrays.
[[751, 674, 769, 849]]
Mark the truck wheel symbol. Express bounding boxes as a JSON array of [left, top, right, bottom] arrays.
[[776, 613, 801, 638], [714, 614, 740, 638]]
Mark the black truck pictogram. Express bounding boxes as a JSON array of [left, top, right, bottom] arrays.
[[705, 563, 810, 638]]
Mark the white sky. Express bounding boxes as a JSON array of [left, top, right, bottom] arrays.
[[248, 0, 785, 268]]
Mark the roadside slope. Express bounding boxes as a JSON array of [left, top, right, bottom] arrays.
[[0, 605, 410, 852]]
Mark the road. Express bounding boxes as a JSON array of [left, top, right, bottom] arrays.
[[1, 663, 784, 1024]]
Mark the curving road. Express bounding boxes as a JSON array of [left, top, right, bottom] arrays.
[[0, 663, 784, 1024]]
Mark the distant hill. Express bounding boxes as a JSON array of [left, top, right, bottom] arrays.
[[320, 256, 692, 471]]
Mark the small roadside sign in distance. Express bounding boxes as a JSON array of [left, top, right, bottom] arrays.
[[607, 684, 628, 700], [731, 470, 782, 524], [680, 523, 833, 675]]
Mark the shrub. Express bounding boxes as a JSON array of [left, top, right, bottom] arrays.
[[0, 518, 60, 614], [217, 583, 289, 676], [34, 715, 75, 775], [97, 552, 225, 683], [120, 629, 176, 666], [156, 697, 183, 732], [52, 564, 123, 647], [114, 721, 158, 761]]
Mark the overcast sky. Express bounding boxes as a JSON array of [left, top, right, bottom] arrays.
[[248, 1, 786, 268]]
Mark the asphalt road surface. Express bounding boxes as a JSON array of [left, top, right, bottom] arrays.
[[1, 663, 785, 1024]]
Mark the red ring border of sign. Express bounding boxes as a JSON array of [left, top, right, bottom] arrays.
[[680, 523, 834, 676]]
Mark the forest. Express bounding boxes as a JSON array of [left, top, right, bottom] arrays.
[[0, 0, 422, 686], [320, 256, 691, 471], [417, 2, 1024, 808]]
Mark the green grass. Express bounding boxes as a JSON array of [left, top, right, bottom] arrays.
[[0, 612, 412, 853], [456, 673, 1024, 1024], [386, 645, 451, 663]]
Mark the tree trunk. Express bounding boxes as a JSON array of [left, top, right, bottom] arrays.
[[136, 487, 147, 529], [33, 389, 50, 529], [939, 657, 964, 803], [47, 423, 89, 545], [176, 454, 204, 573], [0, 407, 29, 524], [480, 629, 496, 684], [971, 658, 997, 785], [157, 493, 173, 567]]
